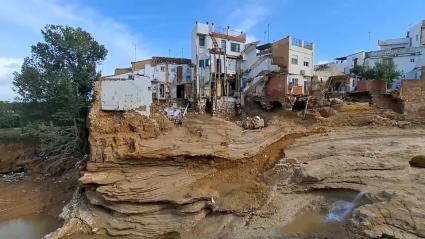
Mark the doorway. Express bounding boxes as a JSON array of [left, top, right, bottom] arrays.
[[176, 85, 185, 99]]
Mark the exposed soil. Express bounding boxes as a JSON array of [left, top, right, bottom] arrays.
[[0, 144, 80, 226]]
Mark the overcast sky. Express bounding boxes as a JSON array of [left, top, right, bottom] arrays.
[[1, 0, 424, 101]]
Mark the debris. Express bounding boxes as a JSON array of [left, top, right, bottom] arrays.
[[318, 107, 337, 118], [164, 103, 189, 123], [1, 171, 25, 182], [242, 116, 265, 129], [329, 98, 344, 105]]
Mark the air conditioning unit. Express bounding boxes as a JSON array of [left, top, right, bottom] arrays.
[[300, 70, 305, 75]]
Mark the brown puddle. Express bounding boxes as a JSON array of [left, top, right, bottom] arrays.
[[280, 210, 348, 238], [280, 190, 360, 238], [0, 214, 59, 239]]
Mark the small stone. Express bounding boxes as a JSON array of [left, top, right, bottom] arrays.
[[409, 155, 425, 168]]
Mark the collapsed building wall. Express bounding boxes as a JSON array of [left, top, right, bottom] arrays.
[[372, 93, 404, 114]]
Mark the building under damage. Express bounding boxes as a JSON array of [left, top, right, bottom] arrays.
[[99, 21, 315, 117], [100, 56, 194, 117], [241, 36, 314, 108]]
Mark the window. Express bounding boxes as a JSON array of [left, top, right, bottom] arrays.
[[416, 34, 419, 41], [230, 43, 240, 52], [160, 66, 165, 72], [303, 57, 310, 67], [383, 58, 392, 64], [159, 84, 165, 98], [198, 59, 209, 68], [411, 58, 415, 62], [353, 58, 358, 66], [291, 55, 298, 65], [221, 40, 226, 52], [199, 35, 205, 47], [291, 78, 299, 86]]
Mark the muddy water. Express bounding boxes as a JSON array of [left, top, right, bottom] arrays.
[[280, 190, 360, 238], [0, 214, 59, 239]]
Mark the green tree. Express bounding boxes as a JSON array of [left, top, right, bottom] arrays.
[[13, 25, 107, 125], [350, 65, 366, 77], [13, 25, 107, 157], [374, 60, 400, 83]]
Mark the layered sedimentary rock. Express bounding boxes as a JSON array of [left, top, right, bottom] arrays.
[[278, 128, 425, 239], [49, 84, 304, 238]]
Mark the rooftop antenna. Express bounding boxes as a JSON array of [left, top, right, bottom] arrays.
[[134, 43, 137, 61], [168, 49, 171, 58], [181, 48, 184, 59], [267, 23, 270, 43], [368, 32, 371, 50]]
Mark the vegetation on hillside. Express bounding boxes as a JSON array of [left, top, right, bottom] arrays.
[[4, 25, 107, 159]]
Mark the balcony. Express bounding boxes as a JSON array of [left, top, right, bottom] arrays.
[[291, 37, 313, 50]]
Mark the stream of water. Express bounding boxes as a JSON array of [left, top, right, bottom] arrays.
[[281, 190, 365, 237]]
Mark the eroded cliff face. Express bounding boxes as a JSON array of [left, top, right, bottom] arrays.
[[49, 88, 425, 239], [48, 84, 306, 238]]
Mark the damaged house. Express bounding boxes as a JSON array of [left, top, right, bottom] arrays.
[[100, 72, 152, 116], [99, 57, 194, 117], [131, 57, 194, 103], [242, 36, 315, 107], [192, 22, 246, 113]]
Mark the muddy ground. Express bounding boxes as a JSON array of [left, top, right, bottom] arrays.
[[0, 144, 79, 228]]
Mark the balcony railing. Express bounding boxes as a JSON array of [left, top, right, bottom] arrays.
[[210, 26, 244, 38], [291, 37, 302, 47], [304, 41, 313, 50], [366, 47, 422, 58]]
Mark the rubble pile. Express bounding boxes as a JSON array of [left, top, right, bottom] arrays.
[[242, 116, 265, 129], [368, 115, 411, 128]]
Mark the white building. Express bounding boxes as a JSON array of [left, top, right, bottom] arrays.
[[334, 20, 425, 90], [101, 73, 152, 116], [334, 51, 366, 75], [366, 20, 425, 88], [192, 22, 246, 111]]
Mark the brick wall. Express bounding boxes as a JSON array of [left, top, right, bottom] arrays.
[[265, 74, 285, 98], [356, 80, 387, 93], [401, 68, 425, 117]]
